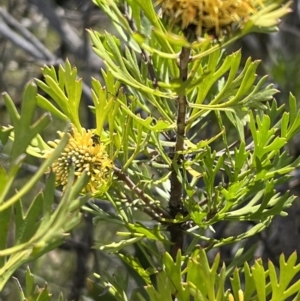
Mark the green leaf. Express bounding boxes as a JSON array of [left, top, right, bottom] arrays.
[[0, 167, 8, 195], [118, 254, 152, 285], [89, 30, 176, 99], [252, 259, 267, 301], [269, 253, 300, 300], [117, 100, 175, 131], [127, 222, 168, 242], [25, 266, 35, 297], [36, 94, 68, 121], [0, 206, 10, 267], [15, 193, 43, 244], [3, 83, 52, 162], [36, 60, 82, 131], [98, 237, 144, 252], [226, 242, 257, 277], [0, 133, 68, 212], [163, 251, 187, 299], [0, 125, 13, 145], [0, 154, 25, 206]]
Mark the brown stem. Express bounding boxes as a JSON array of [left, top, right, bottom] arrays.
[[169, 47, 191, 259], [113, 167, 171, 221]]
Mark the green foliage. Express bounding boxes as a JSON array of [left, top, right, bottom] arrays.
[[79, 0, 299, 249], [1, 83, 51, 162], [35, 61, 82, 130], [0, 0, 298, 300], [231, 252, 300, 301], [13, 267, 66, 301], [0, 84, 89, 291], [98, 249, 300, 301]]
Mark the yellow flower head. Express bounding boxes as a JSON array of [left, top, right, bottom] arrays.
[[157, 0, 263, 37], [44, 125, 113, 194]]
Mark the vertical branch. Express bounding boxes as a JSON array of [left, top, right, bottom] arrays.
[[169, 47, 190, 259]]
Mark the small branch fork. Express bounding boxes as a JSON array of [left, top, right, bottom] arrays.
[[113, 167, 171, 221], [169, 47, 191, 259]]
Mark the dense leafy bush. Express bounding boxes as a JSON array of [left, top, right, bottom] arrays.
[[1, 0, 300, 300]]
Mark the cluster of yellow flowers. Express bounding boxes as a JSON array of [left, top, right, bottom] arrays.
[[157, 0, 263, 37], [44, 125, 112, 194]]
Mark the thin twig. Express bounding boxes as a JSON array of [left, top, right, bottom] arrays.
[[124, 193, 168, 222], [113, 166, 171, 220]]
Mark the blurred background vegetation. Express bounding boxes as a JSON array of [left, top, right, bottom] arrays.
[[1, 0, 300, 300]]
